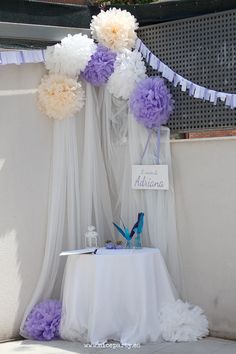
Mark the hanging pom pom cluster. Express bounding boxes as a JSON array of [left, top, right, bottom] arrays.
[[38, 7, 173, 127], [129, 77, 174, 129], [45, 34, 96, 78], [81, 45, 117, 86], [107, 49, 147, 100], [90, 8, 138, 52], [38, 74, 85, 120]]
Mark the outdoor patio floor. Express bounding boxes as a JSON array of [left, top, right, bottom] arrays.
[[1, 337, 236, 354]]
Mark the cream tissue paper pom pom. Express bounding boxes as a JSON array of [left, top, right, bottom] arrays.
[[107, 49, 147, 100], [90, 8, 138, 52], [159, 300, 209, 342], [45, 34, 96, 78], [38, 74, 85, 120]]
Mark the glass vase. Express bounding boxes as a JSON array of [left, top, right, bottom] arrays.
[[126, 239, 132, 249], [134, 233, 142, 249]]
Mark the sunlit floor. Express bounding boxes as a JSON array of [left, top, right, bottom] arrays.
[[1, 337, 236, 354]]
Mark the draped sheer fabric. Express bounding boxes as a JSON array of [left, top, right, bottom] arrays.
[[100, 87, 183, 295], [21, 83, 183, 336], [20, 117, 80, 337], [80, 84, 115, 245], [20, 83, 115, 336], [127, 114, 183, 295]]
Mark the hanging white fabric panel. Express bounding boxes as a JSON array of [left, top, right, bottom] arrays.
[[128, 116, 183, 295], [20, 116, 82, 337], [20, 83, 116, 337], [99, 87, 129, 225], [80, 84, 115, 245], [100, 87, 183, 295]]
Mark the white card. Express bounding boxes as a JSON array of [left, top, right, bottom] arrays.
[[60, 248, 97, 256], [132, 165, 169, 190]]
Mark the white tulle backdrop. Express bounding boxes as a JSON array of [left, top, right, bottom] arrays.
[[20, 116, 81, 337], [20, 82, 184, 336], [100, 87, 183, 295], [20, 83, 115, 337]]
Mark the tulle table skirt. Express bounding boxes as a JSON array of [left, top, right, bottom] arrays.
[[60, 248, 177, 345]]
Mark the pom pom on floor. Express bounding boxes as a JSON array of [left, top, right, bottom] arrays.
[[159, 300, 209, 342], [23, 299, 62, 340]]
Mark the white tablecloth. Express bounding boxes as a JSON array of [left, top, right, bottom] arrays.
[[60, 248, 177, 345]]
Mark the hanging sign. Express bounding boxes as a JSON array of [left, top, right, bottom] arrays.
[[132, 165, 169, 190]]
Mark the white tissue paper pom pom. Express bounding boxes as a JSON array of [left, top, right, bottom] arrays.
[[107, 49, 147, 100], [159, 300, 209, 342], [45, 34, 96, 78], [38, 74, 85, 120], [90, 8, 138, 52]]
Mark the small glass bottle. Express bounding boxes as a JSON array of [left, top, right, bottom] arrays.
[[134, 233, 142, 249], [84, 226, 99, 248], [126, 239, 132, 249]]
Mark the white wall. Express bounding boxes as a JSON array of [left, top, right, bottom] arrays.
[[171, 138, 236, 339], [0, 64, 52, 341], [0, 63, 236, 340]]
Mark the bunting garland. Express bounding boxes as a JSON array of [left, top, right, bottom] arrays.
[[0, 31, 235, 109], [135, 38, 236, 109], [0, 49, 45, 65]]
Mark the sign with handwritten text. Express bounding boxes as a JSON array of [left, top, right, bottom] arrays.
[[132, 165, 169, 190]]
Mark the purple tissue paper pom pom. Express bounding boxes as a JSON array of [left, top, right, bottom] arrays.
[[23, 299, 62, 341], [105, 242, 116, 249], [129, 77, 174, 129], [81, 45, 117, 86]]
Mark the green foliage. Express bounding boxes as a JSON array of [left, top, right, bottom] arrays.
[[93, 0, 154, 5]]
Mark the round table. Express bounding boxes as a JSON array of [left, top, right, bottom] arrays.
[[60, 248, 177, 345]]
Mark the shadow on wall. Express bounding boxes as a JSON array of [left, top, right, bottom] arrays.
[[0, 229, 20, 339], [0, 63, 53, 341]]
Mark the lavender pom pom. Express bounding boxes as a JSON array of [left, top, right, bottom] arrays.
[[81, 45, 116, 86], [105, 241, 116, 249], [23, 299, 62, 340], [129, 77, 174, 129]]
